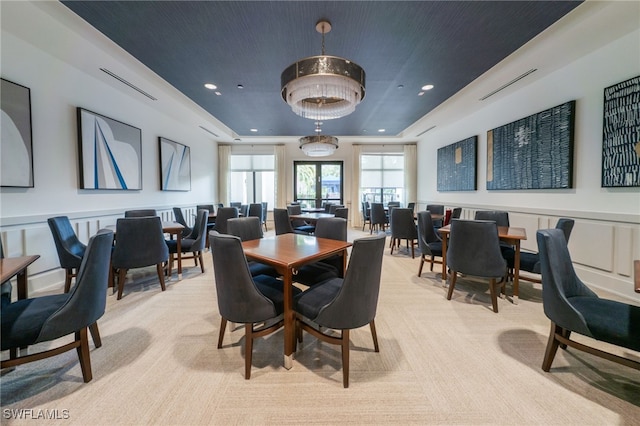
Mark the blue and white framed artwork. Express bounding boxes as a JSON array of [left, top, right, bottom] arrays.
[[437, 136, 477, 191], [1, 78, 34, 188], [77, 107, 142, 190], [159, 137, 191, 191]]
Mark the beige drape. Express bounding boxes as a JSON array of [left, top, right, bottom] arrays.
[[404, 144, 417, 207], [275, 145, 287, 208], [217, 145, 231, 205], [351, 144, 362, 228]]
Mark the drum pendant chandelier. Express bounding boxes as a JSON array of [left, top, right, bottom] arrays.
[[299, 121, 338, 157], [281, 20, 366, 121]]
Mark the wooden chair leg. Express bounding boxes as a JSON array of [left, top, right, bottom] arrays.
[[198, 251, 205, 273], [342, 329, 350, 388], [117, 269, 127, 300], [369, 320, 379, 352], [489, 278, 499, 313], [75, 327, 93, 383], [447, 271, 458, 300], [430, 255, 435, 271], [88, 322, 102, 348], [245, 323, 253, 380], [217, 318, 227, 348], [64, 269, 73, 293], [542, 322, 562, 371], [418, 256, 425, 277], [156, 263, 166, 291]]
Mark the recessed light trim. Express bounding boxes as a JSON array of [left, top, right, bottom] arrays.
[[421, 84, 434, 91], [204, 83, 217, 90], [250, 128, 258, 132]]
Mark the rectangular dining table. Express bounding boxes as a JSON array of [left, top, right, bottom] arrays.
[[289, 212, 335, 224], [1, 255, 40, 300], [438, 224, 527, 304], [241, 233, 352, 369]]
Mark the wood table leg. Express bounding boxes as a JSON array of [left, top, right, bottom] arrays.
[[17, 270, 27, 300], [176, 232, 183, 280], [513, 240, 521, 305], [283, 269, 294, 370], [440, 233, 448, 283]]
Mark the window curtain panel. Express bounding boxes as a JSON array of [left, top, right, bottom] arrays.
[[218, 145, 231, 205], [404, 144, 417, 208], [275, 144, 287, 208], [351, 144, 362, 228]]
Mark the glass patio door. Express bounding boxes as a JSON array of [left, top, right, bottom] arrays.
[[294, 161, 343, 209]]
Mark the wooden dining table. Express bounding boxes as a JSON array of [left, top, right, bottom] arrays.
[[289, 212, 335, 224], [1, 255, 40, 300], [438, 224, 527, 304], [241, 233, 352, 369]]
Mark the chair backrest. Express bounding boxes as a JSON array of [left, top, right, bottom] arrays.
[[273, 208, 295, 235], [287, 204, 307, 228], [314, 217, 347, 242], [426, 204, 444, 215], [196, 204, 214, 214], [261, 202, 268, 223], [370, 203, 386, 225], [209, 232, 278, 323], [124, 209, 157, 218], [474, 210, 510, 227], [239, 205, 249, 217], [47, 216, 87, 269], [313, 234, 386, 329], [555, 218, 575, 242], [247, 203, 262, 219], [227, 217, 263, 241], [417, 211, 441, 253], [213, 207, 239, 234], [334, 208, 348, 219], [172, 207, 193, 238], [323, 202, 334, 213], [387, 201, 401, 208], [447, 219, 506, 278], [537, 228, 597, 336], [112, 217, 169, 269], [451, 207, 462, 219], [361, 202, 370, 220], [186, 209, 209, 252], [229, 202, 242, 209], [37, 229, 114, 342], [407, 202, 416, 212], [328, 204, 344, 215], [390, 208, 418, 239]]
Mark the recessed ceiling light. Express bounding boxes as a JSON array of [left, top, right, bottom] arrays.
[[421, 84, 434, 91], [237, 84, 244, 89], [250, 128, 258, 132], [378, 129, 386, 133], [397, 84, 404, 89], [418, 92, 425, 96], [215, 91, 222, 96], [204, 83, 217, 90]]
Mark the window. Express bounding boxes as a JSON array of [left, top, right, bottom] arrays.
[[360, 154, 404, 205], [294, 161, 343, 208], [229, 155, 275, 209]]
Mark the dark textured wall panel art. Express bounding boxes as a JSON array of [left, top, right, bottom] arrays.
[[437, 136, 477, 191], [602, 75, 640, 187], [486, 100, 575, 190]]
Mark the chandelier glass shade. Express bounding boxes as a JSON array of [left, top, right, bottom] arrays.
[[299, 135, 339, 157], [281, 20, 365, 121]]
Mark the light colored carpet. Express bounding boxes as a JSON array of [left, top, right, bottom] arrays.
[[2, 228, 639, 425]]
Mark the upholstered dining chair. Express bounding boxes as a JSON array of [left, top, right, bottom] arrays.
[[451, 207, 462, 220], [1, 239, 13, 308], [209, 232, 301, 379], [287, 204, 315, 234], [124, 209, 157, 217], [47, 216, 87, 293], [370, 202, 387, 234], [166, 209, 208, 276], [229, 202, 242, 209], [111, 216, 169, 300], [446, 219, 507, 313], [407, 202, 416, 213], [328, 204, 344, 215], [293, 217, 347, 287], [334, 207, 348, 219], [195, 204, 216, 234], [247, 203, 263, 221], [294, 233, 386, 387], [426, 204, 445, 227], [1, 229, 114, 383], [261, 202, 268, 231], [213, 207, 239, 234], [389, 208, 418, 258], [226, 217, 279, 278], [172, 207, 193, 238], [474, 210, 509, 227], [504, 218, 575, 283], [361, 201, 371, 231], [416, 211, 443, 277], [239, 204, 249, 218], [537, 228, 640, 372]]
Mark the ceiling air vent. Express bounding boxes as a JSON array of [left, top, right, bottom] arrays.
[[99, 68, 157, 101], [199, 126, 219, 137], [416, 125, 436, 137], [479, 69, 537, 101]]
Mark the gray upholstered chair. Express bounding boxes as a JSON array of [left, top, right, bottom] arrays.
[[213, 207, 239, 234], [361, 201, 371, 231], [287, 204, 315, 234], [226, 216, 280, 278], [407, 202, 416, 213], [239, 204, 249, 217], [166, 209, 208, 276], [247, 203, 263, 221], [111, 216, 169, 300], [446, 219, 507, 313], [1, 229, 114, 382], [1, 240, 13, 308], [294, 233, 386, 388], [451, 207, 462, 220], [124, 209, 157, 217], [172, 207, 193, 238], [334, 207, 348, 219], [537, 228, 640, 372], [293, 217, 348, 287], [47, 216, 87, 293], [504, 218, 575, 283], [209, 232, 300, 379], [426, 204, 445, 228], [389, 208, 418, 258], [261, 202, 268, 231], [416, 211, 443, 277], [274, 208, 294, 235], [370, 202, 387, 234], [195, 204, 216, 247], [474, 210, 509, 227], [328, 204, 344, 215], [229, 202, 242, 209]]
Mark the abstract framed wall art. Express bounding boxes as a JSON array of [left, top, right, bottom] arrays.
[[1, 78, 34, 187], [437, 136, 477, 191], [77, 107, 142, 190], [486, 100, 575, 190], [602, 75, 640, 187], [159, 137, 191, 191]]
